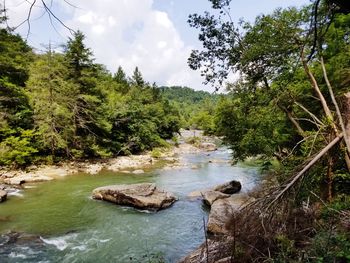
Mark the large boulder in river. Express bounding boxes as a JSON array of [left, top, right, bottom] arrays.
[[0, 190, 7, 203], [188, 180, 242, 199], [213, 180, 241, 194], [92, 183, 177, 211]]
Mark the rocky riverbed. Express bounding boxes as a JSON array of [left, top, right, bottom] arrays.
[[0, 130, 217, 188]]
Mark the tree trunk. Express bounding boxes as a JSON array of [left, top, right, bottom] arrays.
[[343, 92, 350, 171], [325, 154, 334, 202], [321, 57, 350, 161], [301, 50, 336, 131]]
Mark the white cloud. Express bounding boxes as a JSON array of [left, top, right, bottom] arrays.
[[5, 0, 208, 91], [61, 0, 206, 90]]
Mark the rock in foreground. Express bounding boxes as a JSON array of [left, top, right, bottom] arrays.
[[207, 194, 251, 235], [92, 183, 177, 211]]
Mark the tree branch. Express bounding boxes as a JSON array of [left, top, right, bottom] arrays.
[[270, 132, 343, 206]]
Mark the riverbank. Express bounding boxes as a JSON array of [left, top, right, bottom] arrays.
[[0, 129, 218, 187]]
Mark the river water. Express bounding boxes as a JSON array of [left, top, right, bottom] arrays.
[[0, 148, 260, 263]]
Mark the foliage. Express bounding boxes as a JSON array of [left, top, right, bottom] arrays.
[[26, 51, 76, 157], [0, 28, 182, 165], [150, 148, 162, 159], [160, 86, 220, 132], [189, 0, 350, 262], [0, 130, 37, 166]]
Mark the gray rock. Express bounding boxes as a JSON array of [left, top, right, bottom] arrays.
[[202, 191, 230, 206], [92, 183, 177, 211], [213, 180, 241, 194], [4, 174, 53, 185], [0, 190, 7, 203]]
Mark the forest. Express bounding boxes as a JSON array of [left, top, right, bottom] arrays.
[[0, 0, 349, 262]]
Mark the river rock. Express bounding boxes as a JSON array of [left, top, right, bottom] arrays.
[[213, 180, 241, 194], [202, 191, 230, 206], [0, 231, 44, 246], [3, 174, 53, 185], [85, 164, 103, 175], [199, 142, 217, 151], [92, 183, 177, 211], [0, 190, 7, 203]]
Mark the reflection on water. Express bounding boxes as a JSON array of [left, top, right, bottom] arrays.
[[0, 148, 260, 262]]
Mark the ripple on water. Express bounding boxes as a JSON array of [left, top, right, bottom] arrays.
[[40, 233, 78, 251]]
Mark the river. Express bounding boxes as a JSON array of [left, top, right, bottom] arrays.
[[0, 148, 261, 263]]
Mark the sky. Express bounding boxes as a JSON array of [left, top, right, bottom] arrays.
[[5, 0, 310, 91]]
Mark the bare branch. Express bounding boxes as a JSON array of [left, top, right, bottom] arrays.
[[40, 0, 75, 34], [269, 132, 343, 207], [294, 101, 324, 127]]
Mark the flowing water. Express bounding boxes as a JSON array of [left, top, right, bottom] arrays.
[[0, 148, 261, 263]]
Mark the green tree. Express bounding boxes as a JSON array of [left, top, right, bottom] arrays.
[[114, 66, 128, 84], [0, 27, 33, 134], [64, 30, 107, 157], [26, 49, 77, 157], [0, 12, 36, 166], [131, 66, 145, 87], [113, 66, 130, 94]]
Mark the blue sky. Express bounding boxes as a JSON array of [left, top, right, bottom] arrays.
[[6, 0, 310, 91]]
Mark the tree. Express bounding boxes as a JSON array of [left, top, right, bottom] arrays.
[[114, 66, 128, 84], [0, 13, 36, 166], [64, 30, 107, 157], [0, 27, 33, 134], [131, 66, 145, 87], [26, 49, 77, 157], [113, 66, 130, 94]]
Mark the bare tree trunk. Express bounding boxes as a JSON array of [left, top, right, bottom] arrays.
[[301, 50, 336, 131], [321, 57, 350, 158]]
